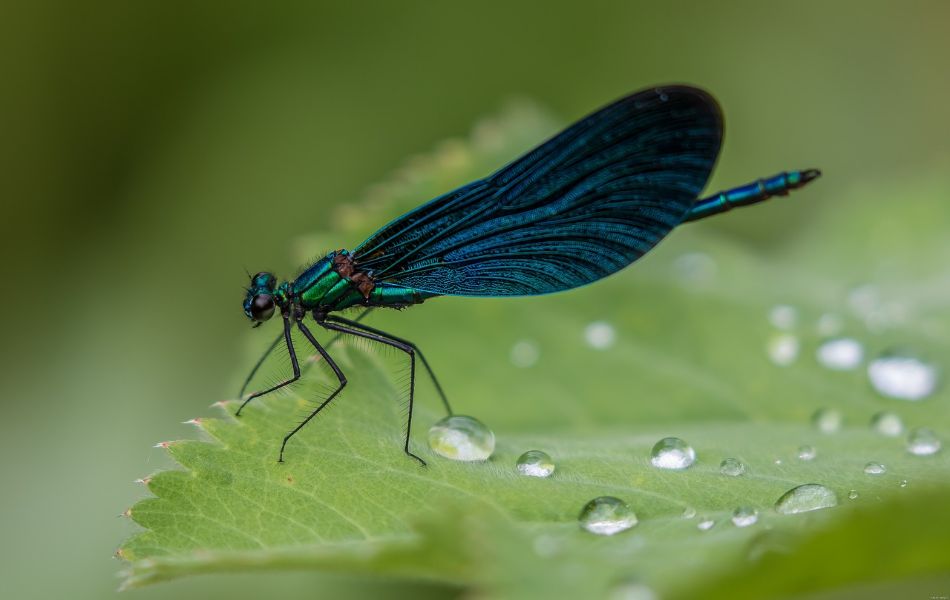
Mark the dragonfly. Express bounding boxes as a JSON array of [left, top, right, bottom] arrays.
[[238, 85, 821, 464]]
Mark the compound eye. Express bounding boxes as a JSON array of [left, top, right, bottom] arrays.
[[249, 294, 275, 321]]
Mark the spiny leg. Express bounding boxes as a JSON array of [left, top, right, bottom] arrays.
[[321, 319, 426, 467], [240, 309, 370, 398], [326, 315, 452, 416], [299, 308, 373, 378], [236, 317, 300, 416], [238, 331, 283, 400], [280, 320, 348, 463]]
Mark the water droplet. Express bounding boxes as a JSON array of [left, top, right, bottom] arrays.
[[868, 350, 939, 401], [848, 489, 859, 500], [608, 579, 658, 600], [773, 458, 783, 465], [427, 415, 495, 461], [578, 496, 638, 535], [509, 340, 540, 368], [767, 333, 799, 366], [720, 457, 747, 476], [797, 445, 817, 461], [584, 321, 616, 350], [907, 427, 942, 456], [650, 437, 696, 470], [863, 462, 886, 475], [769, 305, 798, 330], [817, 313, 843, 337], [731, 506, 759, 527], [681, 506, 697, 519], [516, 450, 555, 478], [816, 338, 864, 371], [673, 252, 717, 285], [899, 479, 908, 488], [775, 483, 839, 514], [812, 408, 843, 433], [696, 517, 715, 531], [870, 411, 904, 437]]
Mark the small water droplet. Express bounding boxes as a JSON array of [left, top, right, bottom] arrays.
[[863, 462, 886, 475], [696, 517, 715, 531], [427, 415, 495, 461], [608, 579, 658, 600], [775, 483, 839, 514], [773, 458, 783, 465], [812, 408, 843, 433], [848, 489, 859, 500], [720, 457, 747, 476], [769, 305, 798, 330], [516, 450, 555, 477], [731, 506, 759, 527], [817, 313, 843, 337], [816, 338, 864, 371], [868, 350, 939, 401], [578, 496, 638, 535], [870, 411, 904, 437], [509, 340, 540, 368], [650, 437, 696, 470], [899, 479, 908, 488], [907, 427, 942, 456], [584, 321, 616, 350], [673, 252, 717, 285], [681, 506, 697, 519], [797, 445, 817, 461], [767, 333, 800, 366]]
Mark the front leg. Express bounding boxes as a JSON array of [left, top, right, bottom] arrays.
[[279, 319, 348, 463], [236, 316, 299, 416]]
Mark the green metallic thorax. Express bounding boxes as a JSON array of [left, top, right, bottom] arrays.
[[289, 250, 436, 315]]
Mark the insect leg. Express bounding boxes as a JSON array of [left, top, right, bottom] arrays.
[[326, 315, 452, 416], [236, 316, 300, 416], [280, 320, 348, 463], [299, 308, 373, 378], [238, 331, 283, 400], [320, 318, 427, 467]]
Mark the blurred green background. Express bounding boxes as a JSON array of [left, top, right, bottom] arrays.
[[2, 1, 949, 598]]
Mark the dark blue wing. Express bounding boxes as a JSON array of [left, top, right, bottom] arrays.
[[353, 85, 722, 297]]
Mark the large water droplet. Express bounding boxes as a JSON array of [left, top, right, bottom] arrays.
[[731, 506, 759, 527], [584, 321, 616, 350], [427, 415, 495, 461], [696, 517, 715, 531], [863, 462, 886, 475], [767, 333, 799, 366], [516, 450, 555, 478], [816, 338, 864, 371], [578, 496, 638, 535], [907, 427, 942, 456], [812, 408, 843, 433], [867, 350, 939, 401], [769, 305, 798, 330], [719, 457, 747, 476], [509, 340, 540, 368], [797, 445, 817, 461], [650, 437, 696, 470], [774, 483, 839, 514], [870, 411, 904, 437]]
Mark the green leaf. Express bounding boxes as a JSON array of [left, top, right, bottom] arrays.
[[120, 101, 950, 598]]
